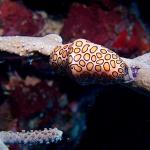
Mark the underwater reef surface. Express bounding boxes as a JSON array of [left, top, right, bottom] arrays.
[[0, 71, 92, 150], [0, 0, 44, 36], [0, 0, 63, 36], [61, 3, 150, 57], [0, 0, 150, 150]]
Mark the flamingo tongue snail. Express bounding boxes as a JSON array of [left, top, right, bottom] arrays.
[[0, 34, 150, 94], [50, 39, 128, 85]]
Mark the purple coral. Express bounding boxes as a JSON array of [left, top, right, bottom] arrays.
[[0, 128, 63, 145], [131, 66, 140, 78]]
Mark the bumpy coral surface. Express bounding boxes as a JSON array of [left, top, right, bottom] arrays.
[[0, 128, 62, 144]]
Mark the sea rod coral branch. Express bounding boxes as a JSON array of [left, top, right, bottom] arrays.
[[0, 34, 62, 56], [0, 34, 150, 94], [122, 53, 150, 95], [0, 128, 63, 145], [0, 139, 9, 150]]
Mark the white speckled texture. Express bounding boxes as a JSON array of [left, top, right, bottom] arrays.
[[0, 128, 62, 145], [0, 34, 62, 56]]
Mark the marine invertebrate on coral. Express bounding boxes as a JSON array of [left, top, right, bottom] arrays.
[[0, 34, 150, 94], [50, 39, 126, 84], [0, 128, 62, 149]]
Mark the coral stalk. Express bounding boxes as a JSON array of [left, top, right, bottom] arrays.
[[122, 53, 150, 95], [0, 139, 9, 150], [0, 34, 62, 56], [0, 128, 63, 145], [0, 34, 150, 95]]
